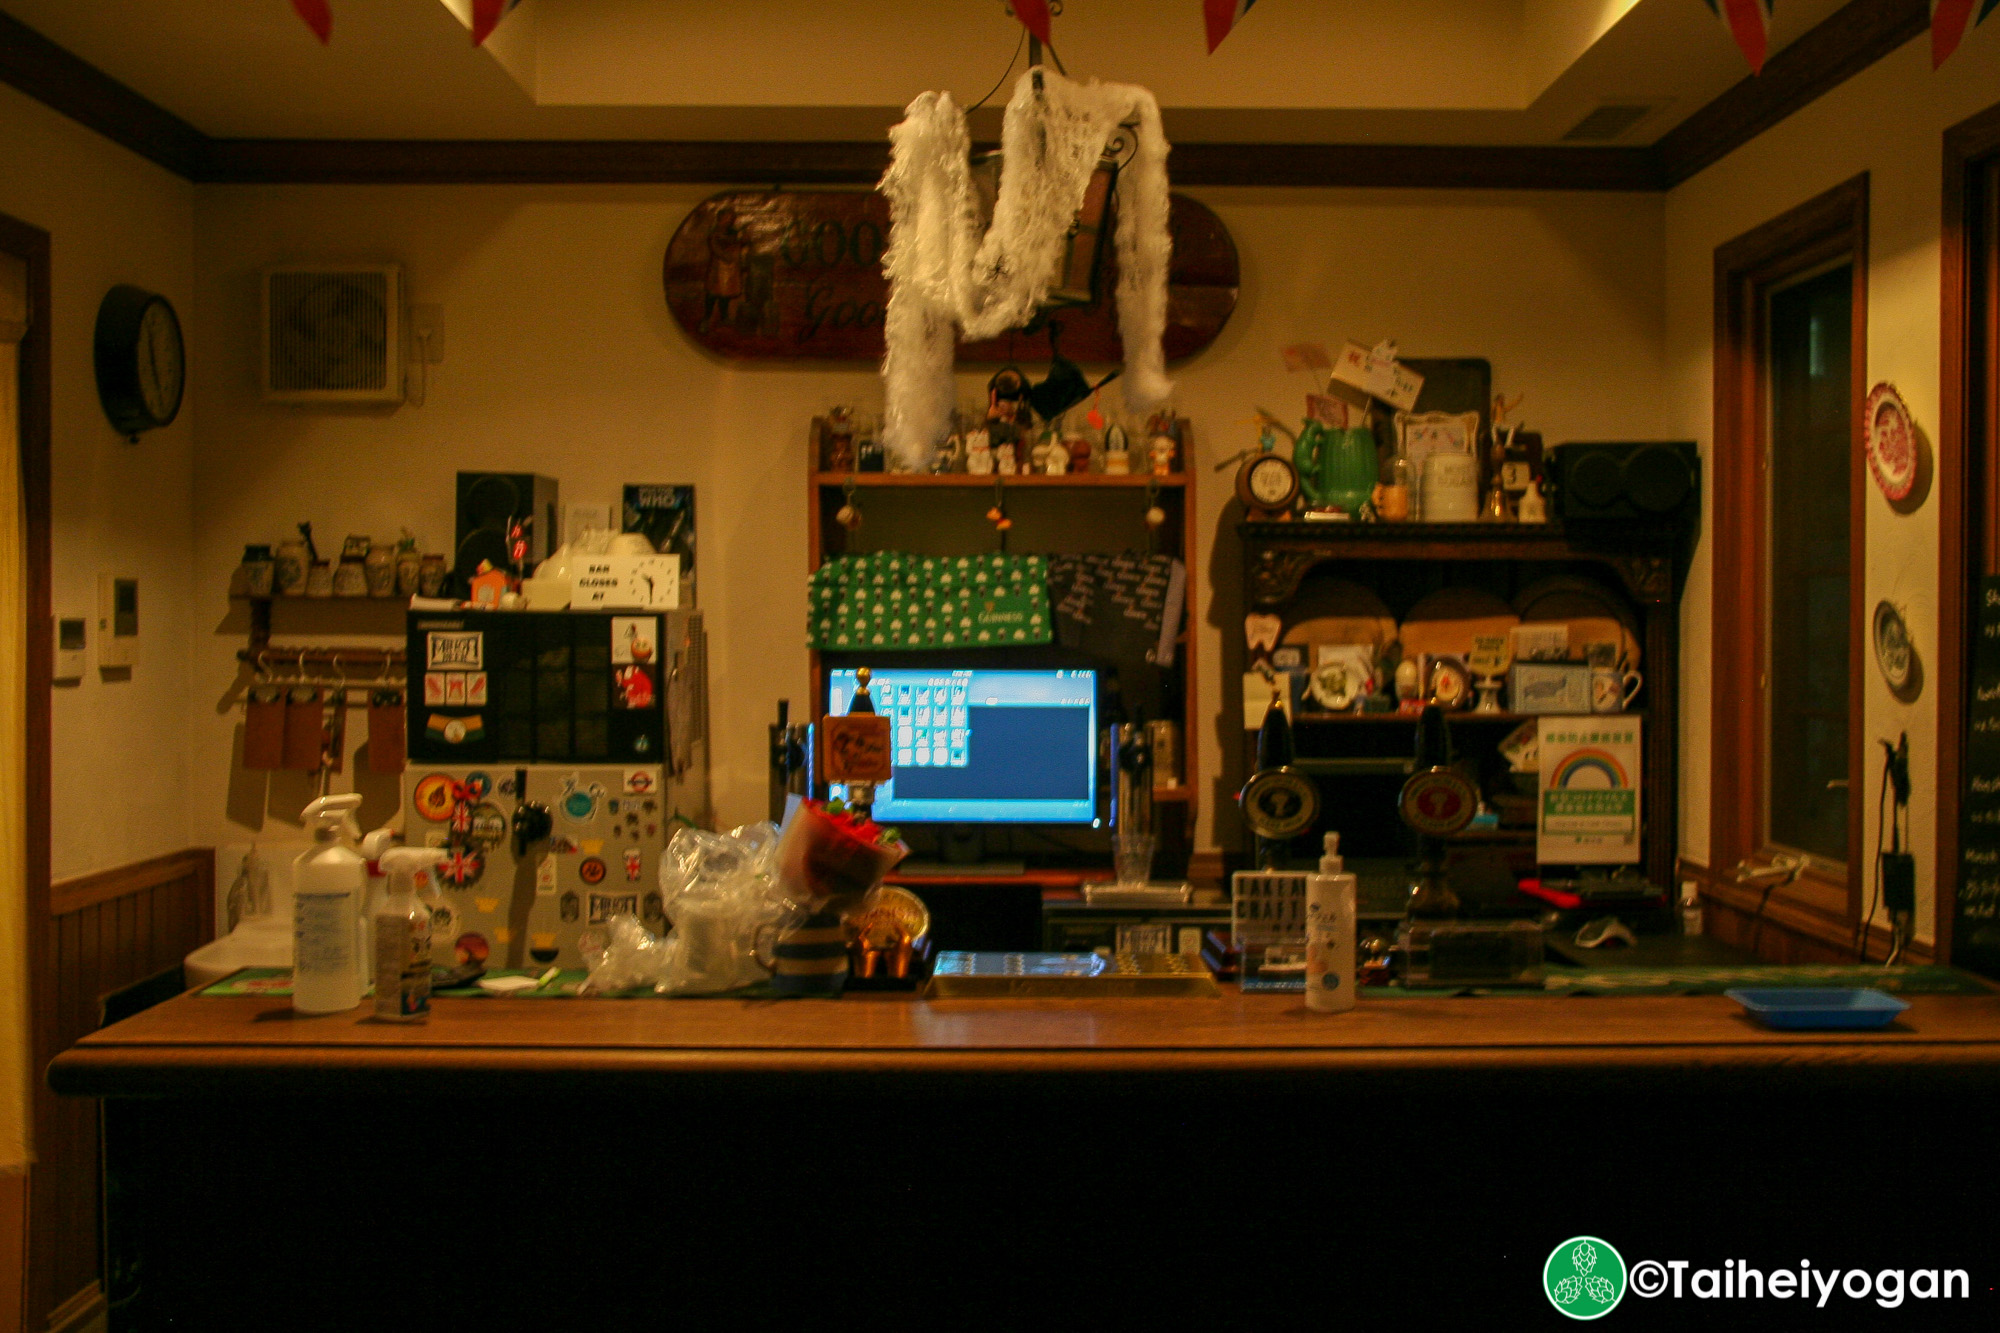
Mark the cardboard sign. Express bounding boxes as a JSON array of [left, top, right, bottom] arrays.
[[1537, 716, 1641, 864], [572, 555, 680, 610], [821, 713, 893, 783], [1332, 340, 1424, 411]]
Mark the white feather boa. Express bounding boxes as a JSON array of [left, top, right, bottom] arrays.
[[878, 69, 1174, 470]]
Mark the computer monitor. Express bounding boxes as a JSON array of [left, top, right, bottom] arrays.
[[826, 667, 1098, 825]]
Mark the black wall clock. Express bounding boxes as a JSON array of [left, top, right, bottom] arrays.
[[94, 284, 184, 440]]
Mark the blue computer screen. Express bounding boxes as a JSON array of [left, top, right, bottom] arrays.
[[826, 668, 1098, 824]]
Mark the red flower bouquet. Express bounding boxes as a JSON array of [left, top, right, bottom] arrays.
[[777, 800, 906, 905]]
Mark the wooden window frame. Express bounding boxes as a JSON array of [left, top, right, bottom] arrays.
[[1939, 102, 2000, 964], [0, 210, 53, 1329], [1710, 174, 1869, 937]]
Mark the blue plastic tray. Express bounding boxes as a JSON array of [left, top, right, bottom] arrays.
[[1724, 987, 1909, 1030]]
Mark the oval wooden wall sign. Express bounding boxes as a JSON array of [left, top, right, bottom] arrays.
[[663, 189, 1238, 364]]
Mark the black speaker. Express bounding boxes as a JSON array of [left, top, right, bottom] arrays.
[[1548, 441, 1698, 526], [455, 472, 559, 580]]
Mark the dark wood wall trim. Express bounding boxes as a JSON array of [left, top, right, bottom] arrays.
[[30, 848, 214, 1331], [0, 3, 1931, 192], [195, 138, 1665, 191], [1709, 174, 1870, 957], [0, 10, 204, 178], [1938, 100, 2000, 964], [1657, 0, 1928, 187]]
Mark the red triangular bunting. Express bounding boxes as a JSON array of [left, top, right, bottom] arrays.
[[1704, 0, 1772, 74], [1204, 0, 1259, 54], [289, 0, 331, 44], [1010, 0, 1052, 46]]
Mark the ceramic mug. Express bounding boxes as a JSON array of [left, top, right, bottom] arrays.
[[1591, 666, 1642, 713]]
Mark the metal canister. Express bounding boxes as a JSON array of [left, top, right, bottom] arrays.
[[1146, 719, 1182, 790]]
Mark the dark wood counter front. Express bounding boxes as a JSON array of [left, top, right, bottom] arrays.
[[50, 991, 2000, 1325]]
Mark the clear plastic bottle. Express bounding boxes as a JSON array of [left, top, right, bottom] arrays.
[[373, 848, 442, 1022], [1305, 833, 1358, 1013], [292, 794, 367, 1014]]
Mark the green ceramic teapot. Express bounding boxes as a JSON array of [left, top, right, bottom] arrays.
[[1294, 421, 1379, 517]]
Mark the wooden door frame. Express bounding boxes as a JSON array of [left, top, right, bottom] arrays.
[[1939, 102, 2000, 964], [1710, 174, 1870, 943], [0, 209, 53, 1333]]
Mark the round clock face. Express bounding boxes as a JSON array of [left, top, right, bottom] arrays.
[[137, 300, 184, 424], [1248, 455, 1296, 506], [94, 285, 184, 438]]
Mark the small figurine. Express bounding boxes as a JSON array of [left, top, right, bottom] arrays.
[[1149, 434, 1176, 475], [1042, 439, 1068, 475], [996, 443, 1018, 475], [1517, 478, 1548, 523], [1066, 434, 1093, 474], [966, 431, 993, 475], [1104, 423, 1131, 475], [932, 433, 964, 474]]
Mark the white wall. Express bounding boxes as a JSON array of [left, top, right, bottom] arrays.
[[188, 181, 1667, 851], [1664, 29, 2000, 945], [0, 84, 198, 881]]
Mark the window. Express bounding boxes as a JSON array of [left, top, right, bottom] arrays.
[[1711, 177, 1868, 953], [1764, 264, 1852, 867]]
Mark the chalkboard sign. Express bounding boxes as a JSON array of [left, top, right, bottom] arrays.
[[1957, 575, 2000, 978]]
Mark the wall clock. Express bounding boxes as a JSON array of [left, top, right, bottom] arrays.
[[94, 284, 184, 440]]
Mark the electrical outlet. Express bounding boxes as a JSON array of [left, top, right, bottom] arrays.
[[97, 574, 138, 668], [411, 303, 444, 364], [53, 617, 85, 682]]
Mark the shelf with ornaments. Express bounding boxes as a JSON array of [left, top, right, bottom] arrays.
[[806, 415, 1202, 881]]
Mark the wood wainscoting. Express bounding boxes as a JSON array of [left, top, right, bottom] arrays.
[[28, 848, 213, 1332], [1680, 857, 1933, 965]]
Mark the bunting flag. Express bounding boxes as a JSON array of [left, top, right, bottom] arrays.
[[1933, 0, 2000, 68], [289, 0, 331, 44], [1204, 0, 1259, 53], [471, 0, 525, 46], [1009, 0, 1052, 46], [1703, 0, 1773, 74]]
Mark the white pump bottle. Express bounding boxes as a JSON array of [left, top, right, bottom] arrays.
[[1305, 832, 1358, 1014], [292, 793, 367, 1014]]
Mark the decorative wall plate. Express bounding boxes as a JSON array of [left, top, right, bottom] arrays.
[[1873, 599, 1919, 699], [1865, 382, 1917, 502]]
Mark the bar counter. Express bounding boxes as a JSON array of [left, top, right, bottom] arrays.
[[52, 989, 2000, 1323], [47, 987, 2000, 1092]]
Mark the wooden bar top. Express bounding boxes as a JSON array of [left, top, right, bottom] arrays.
[[47, 988, 2000, 1097]]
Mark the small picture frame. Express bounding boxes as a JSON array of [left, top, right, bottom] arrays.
[[1509, 661, 1593, 715]]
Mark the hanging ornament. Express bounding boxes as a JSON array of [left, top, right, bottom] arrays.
[[1009, 0, 1054, 45], [1145, 480, 1166, 529], [837, 479, 863, 531]]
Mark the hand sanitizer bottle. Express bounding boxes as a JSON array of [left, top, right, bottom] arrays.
[[1305, 832, 1357, 1013], [292, 793, 367, 1014], [373, 847, 443, 1022]]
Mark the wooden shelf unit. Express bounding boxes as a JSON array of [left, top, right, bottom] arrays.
[[808, 420, 1200, 875], [1238, 518, 1686, 888]]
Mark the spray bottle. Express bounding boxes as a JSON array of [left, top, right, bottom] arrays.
[[373, 847, 444, 1021], [292, 793, 366, 1014], [1305, 832, 1357, 1014]]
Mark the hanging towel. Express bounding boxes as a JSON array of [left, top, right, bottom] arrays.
[[809, 552, 1053, 651]]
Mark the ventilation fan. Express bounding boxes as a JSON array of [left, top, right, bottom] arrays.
[[261, 264, 404, 403]]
